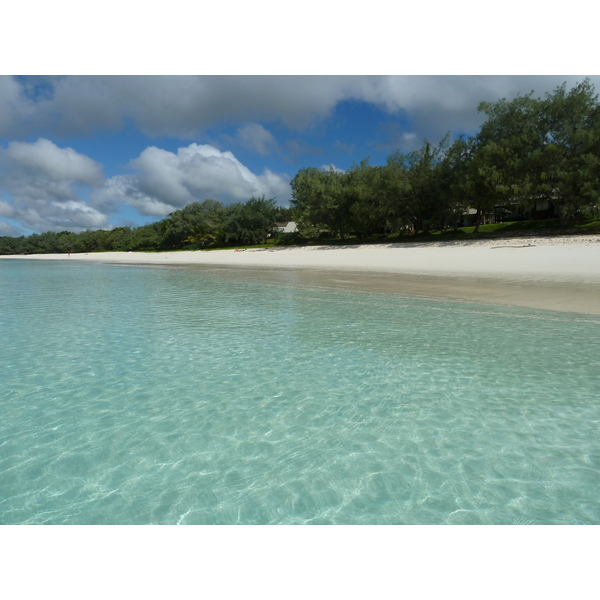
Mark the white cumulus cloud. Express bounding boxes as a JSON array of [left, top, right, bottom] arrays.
[[18, 199, 109, 233], [108, 143, 291, 215], [0, 138, 108, 232], [90, 175, 176, 217], [5, 138, 104, 185]]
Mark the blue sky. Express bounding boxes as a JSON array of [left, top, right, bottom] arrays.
[[1, 75, 598, 236]]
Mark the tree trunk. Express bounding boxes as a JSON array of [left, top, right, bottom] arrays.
[[473, 208, 482, 233]]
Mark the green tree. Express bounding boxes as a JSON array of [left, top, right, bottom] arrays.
[[222, 196, 278, 245], [467, 141, 509, 232], [478, 92, 544, 193], [477, 79, 600, 226], [290, 167, 348, 238], [539, 79, 600, 224], [93, 227, 131, 251], [162, 199, 226, 249], [128, 226, 161, 251], [379, 158, 413, 235], [433, 136, 473, 231], [56, 231, 79, 253], [388, 138, 452, 234], [0, 236, 26, 255], [342, 160, 380, 238]]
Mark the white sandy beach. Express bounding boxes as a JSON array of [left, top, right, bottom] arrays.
[[3, 235, 600, 314]]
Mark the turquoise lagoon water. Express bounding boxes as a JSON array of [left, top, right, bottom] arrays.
[[1, 259, 599, 525]]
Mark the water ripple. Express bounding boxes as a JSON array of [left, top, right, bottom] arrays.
[[1, 260, 599, 524]]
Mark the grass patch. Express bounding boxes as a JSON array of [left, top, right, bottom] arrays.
[[575, 216, 600, 230], [426, 217, 600, 240]]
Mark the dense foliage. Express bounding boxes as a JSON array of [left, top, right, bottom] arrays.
[[2, 80, 599, 255], [290, 79, 600, 236]]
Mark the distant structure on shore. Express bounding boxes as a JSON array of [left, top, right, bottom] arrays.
[[274, 221, 298, 234]]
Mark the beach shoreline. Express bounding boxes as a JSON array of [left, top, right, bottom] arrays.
[[3, 235, 600, 314]]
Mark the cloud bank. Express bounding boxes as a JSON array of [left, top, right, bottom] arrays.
[[4, 75, 598, 142], [1, 139, 291, 232]]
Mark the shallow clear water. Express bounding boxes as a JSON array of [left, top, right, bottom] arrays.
[[1, 259, 599, 524]]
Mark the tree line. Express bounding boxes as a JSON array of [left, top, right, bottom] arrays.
[[291, 79, 600, 237], [2, 79, 599, 255], [0, 197, 293, 255]]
